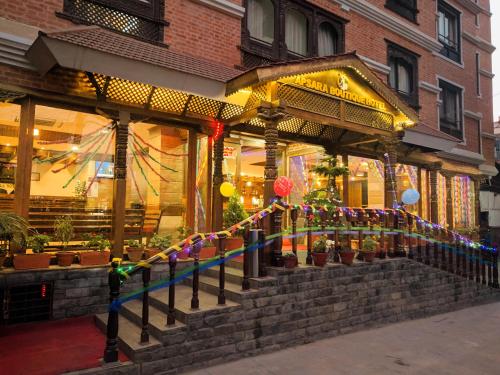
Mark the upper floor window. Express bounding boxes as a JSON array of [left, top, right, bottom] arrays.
[[439, 79, 463, 139], [241, 0, 345, 68], [247, 0, 275, 44], [318, 23, 338, 57], [387, 42, 419, 109], [59, 0, 166, 43], [385, 0, 418, 23], [438, 1, 461, 63], [285, 9, 308, 56]]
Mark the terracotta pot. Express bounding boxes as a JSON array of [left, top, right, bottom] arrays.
[[340, 251, 355, 266], [13, 253, 51, 270], [56, 252, 75, 267], [144, 248, 161, 259], [225, 237, 244, 251], [199, 246, 216, 260], [126, 247, 143, 262], [80, 251, 110, 266], [363, 251, 376, 263], [284, 256, 298, 269], [312, 252, 328, 267]]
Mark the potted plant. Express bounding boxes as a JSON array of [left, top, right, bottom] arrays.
[[199, 239, 217, 260], [283, 253, 298, 269], [125, 239, 143, 262], [54, 215, 75, 266], [15, 234, 52, 270], [361, 235, 378, 263], [223, 192, 248, 251], [312, 236, 329, 267], [177, 226, 193, 259], [130, 201, 144, 209], [339, 236, 355, 266], [80, 234, 111, 266], [146, 233, 172, 259], [0, 212, 29, 266]]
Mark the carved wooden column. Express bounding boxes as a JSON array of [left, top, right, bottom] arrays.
[[443, 172, 455, 230], [417, 166, 423, 217], [381, 136, 400, 209], [428, 163, 441, 225], [472, 176, 481, 232], [342, 154, 349, 206], [112, 112, 129, 257], [14, 97, 35, 219], [211, 130, 225, 232], [258, 101, 286, 206], [186, 130, 197, 230]]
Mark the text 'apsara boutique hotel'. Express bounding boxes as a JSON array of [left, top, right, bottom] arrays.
[[0, 0, 495, 252]]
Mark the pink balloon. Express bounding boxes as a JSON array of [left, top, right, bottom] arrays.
[[274, 176, 294, 197]]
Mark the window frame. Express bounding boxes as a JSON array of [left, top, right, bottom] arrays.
[[385, 0, 418, 23], [437, 0, 461, 63], [387, 41, 420, 110], [438, 79, 464, 140], [241, 0, 346, 68]]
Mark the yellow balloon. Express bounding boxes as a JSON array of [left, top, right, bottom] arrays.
[[220, 182, 235, 198]]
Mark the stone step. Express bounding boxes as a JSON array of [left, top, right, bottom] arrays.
[[202, 266, 244, 285], [148, 284, 240, 325], [186, 274, 259, 303], [120, 299, 187, 344], [94, 313, 161, 361]]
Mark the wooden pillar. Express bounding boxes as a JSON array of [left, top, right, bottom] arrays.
[[382, 136, 399, 209], [186, 130, 197, 230], [472, 177, 481, 230], [428, 164, 441, 225], [211, 132, 224, 231], [417, 166, 423, 217], [342, 154, 349, 206], [112, 112, 129, 257], [258, 102, 285, 206], [444, 173, 454, 230], [206, 138, 213, 231], [14, 97, 36, 219]]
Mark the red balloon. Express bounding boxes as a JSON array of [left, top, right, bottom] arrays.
[[274, 176, 294, 197]]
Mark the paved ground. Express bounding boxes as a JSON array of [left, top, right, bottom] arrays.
[[185, 302, 500, 375]]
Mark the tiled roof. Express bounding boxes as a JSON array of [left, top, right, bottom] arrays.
[[44, 26, 243, 83], [409, 122, 461, 142]]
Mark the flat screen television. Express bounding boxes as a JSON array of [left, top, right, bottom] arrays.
[[96, 161, 114, 178]]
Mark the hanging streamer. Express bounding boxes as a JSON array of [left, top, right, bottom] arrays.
[[51, 132, 107, 173], [130, 138, 178, 173], [36, 123, 114, 145], [83, 132, 115, 195], [131, 142, 171, 184], [131, 148, 159, 196], [130, 131, 188, 157], [128, 158, 145, 205]]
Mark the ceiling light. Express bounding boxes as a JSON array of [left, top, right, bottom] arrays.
[[33, 128, 40, 136], [71, 145, 79, 151]]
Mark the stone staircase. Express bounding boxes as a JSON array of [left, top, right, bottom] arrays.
[[94, 260, 256, 361]]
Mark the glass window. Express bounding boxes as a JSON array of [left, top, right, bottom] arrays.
[[318, 22, 337, 57], [389, 60, 412, 95], [395, 164, 418, 215], [437, 1, 461, 62], [385, 0, 418, 22], [247, 0, 275, 44], [126, 122, 188, 239], [437, 172, 447, 228], [439, 80, 463, 139], [0, 103, 21, 211], [285, 9, 308, 56], [453, 175, 475, 229], [195, 135, 210, 233], [347, 156, 384, 209], [29, 105, 114, 240]]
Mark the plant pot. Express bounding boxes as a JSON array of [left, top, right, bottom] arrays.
[[363, 251, 376, 263], [199, 246, 216, 260], [340, 251, 355, 266], [13, 253, 51, 270], [56, 252, 75, 267], [312, 252, 328, 267], [79, 251, 110, 266], [144, 248, 161, 259], [126, 247, 143, 262], [284, 256, 298, 269], [225, 237, 244, 251]]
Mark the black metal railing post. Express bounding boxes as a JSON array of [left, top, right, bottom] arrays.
[[424, 223, 431, 265], [481, 249, 487, 285], [191, 244, 200, 309], [291, 208, 298, 257], [492, 250, 499, 288], [407, 214, 414, 260], [488, 250, 493, 287], [306, 208, 313, 265], [440, 229, 446, 271], [218, 237, 226, 304], [448, 233, 455, 273], [475, 246, 481, 283], [433, 226, 439, 268], [167, 255, 176, 325], [468, 243, 474, 281], [140, 267, 151, 343], [416, 219, 423, 262], [242, 228, 250, 291], [258, 229, 267, 277], [103, 261, 121, 363]]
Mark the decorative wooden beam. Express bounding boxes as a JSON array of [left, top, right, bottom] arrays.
[[186, 129, 197, 230]]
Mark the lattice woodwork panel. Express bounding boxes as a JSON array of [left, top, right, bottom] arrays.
[[187, 96, 222, 118], [345, 103, 393, 130], [248, 117, 265, 127], [244, 84, 268, 111], [106, 78, 151, 105], [63, 0, 161, 41], [242, 51, 274, 69], [300, 121, 323, 137], [278, 84, 341, 119], [278, 118, 304, 134], [320, 125, 336, 142], [220, 104, 244, 120], [0, 90, 25, 102], [150, 88, 188, 113]]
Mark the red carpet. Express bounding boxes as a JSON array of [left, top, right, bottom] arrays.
[[0, 316, 127, 375]]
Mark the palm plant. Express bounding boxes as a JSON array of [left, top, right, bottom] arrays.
[[0, 212, 29, 256]]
